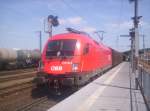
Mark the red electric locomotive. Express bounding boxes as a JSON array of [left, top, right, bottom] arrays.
[[35, 30, 112, 87]]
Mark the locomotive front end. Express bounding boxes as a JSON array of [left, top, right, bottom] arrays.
[[35, 38, 82, 86]]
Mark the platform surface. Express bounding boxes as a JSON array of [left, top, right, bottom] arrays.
[[47, 62, 147, 111]]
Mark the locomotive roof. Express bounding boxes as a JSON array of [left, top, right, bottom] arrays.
[[48, 33, 111, 52], [49, 33, 91, 41]]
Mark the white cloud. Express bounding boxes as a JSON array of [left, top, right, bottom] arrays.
[[140, 21, 150, 29], [103, 21, 133, 35], [82, 26, 96, 33], [108, 21, 132, 30], [58, 16, 83, 25], [120, 21, 132, 29], [107, 21, 150, 31], [39, 17, 45, 23], [59, 19, 66, 25], [68, 17, 83, 25]]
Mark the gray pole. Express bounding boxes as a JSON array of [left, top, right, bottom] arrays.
[[142, 35, 145, 55], [48, 22, 52, 38], [134, 0, 139, 59], [43, 18, 52, 38], [131, 37, 134, 72], [101, 32, 104, 41], [37, 31, 42, 68], [36, 31, 42, 53], [39, 31, 42, 53], [133, 0, 140, 89], [129, 0, 141, 89]]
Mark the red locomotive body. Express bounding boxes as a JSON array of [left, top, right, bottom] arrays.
[[36, 33, 112, 86]]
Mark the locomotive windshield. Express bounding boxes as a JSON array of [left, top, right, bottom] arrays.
[[46, 39, 77, 57]]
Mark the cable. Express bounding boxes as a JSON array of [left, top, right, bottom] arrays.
[[60, 0, 96, 34], [61, 0, 81, 17]]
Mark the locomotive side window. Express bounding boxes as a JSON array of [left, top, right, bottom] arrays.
[[46, 39, 77, 57], [83, 43, 89, 55]]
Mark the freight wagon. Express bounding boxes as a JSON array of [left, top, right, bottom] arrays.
[[0, 48, 41, 70]]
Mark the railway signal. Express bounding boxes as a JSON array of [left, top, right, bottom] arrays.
[[44, 15, 59, 38]]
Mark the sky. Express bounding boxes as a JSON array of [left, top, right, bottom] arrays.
[[0, 0, 150, 52]]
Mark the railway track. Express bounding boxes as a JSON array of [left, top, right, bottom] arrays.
[[0, 67, 104, 111], [15, 86, 76, 111], [0, 69, 37, 97], [15, 96, 48, 111], [0, 79, 35, 97], [0, 71, 36, 83], [0, 84, 76, 111], [0, 68, 36, 76], [0, 71, 104, 111]]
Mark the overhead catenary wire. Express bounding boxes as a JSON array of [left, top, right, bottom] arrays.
[[60, 0, 97, 34], [60, 0, 131, 52], [60, 0, 82, 17], [60, 0, 106, 43]]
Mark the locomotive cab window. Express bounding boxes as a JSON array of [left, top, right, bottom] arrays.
[[46, 39, 77, 57], [83, 43, 89, 55]]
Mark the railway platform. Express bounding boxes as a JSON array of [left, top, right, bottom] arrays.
[[47, 62, 147, 111]]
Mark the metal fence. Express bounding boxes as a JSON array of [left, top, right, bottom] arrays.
[[138, 54, 150, 110]]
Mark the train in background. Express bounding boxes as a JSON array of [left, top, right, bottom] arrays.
[[0, 48, 41, 70], [35, 29, 123, 87]]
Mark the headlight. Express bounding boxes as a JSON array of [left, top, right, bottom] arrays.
[[72, 63, 79, 71], [76, 42, 80, 49]]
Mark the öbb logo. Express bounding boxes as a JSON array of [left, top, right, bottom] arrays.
[[51, 66, 62, 71]]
